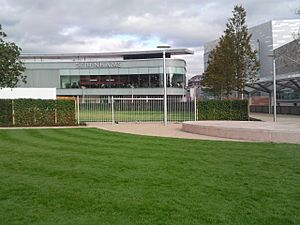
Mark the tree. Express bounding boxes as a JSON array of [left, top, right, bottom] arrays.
[[202, 5, 259, 98], [203, 35, 235, 98], [0, 24, 26, 88]]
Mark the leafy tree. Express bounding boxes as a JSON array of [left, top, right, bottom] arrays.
[[203, 35, 236, 98], [0, 24, 26, 88], [202, 5, 260, 98]]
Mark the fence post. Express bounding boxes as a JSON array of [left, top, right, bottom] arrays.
[[12, 100, 15, 125], [54, 108, 57, 124], [77, 96, 80, 125], [34, 106, 37, 125], [194, 96, 197, 121], [247, 99, 250, 121], [111, 96, 115, 124]]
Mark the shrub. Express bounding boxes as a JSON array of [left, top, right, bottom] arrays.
[[0, 99, 12, 126], [198, 100, 249, 121], [0, 99, 76, 126]]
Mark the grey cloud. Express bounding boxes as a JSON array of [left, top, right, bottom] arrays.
[[0, 0, 299, 75]]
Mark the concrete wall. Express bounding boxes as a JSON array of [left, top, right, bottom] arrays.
[[57, 87, 185, 96], [22, 69, 60, 88], [0, 88, 56, 99]]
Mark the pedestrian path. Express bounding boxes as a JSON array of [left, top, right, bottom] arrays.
[[250, 113, 300, 126], [86, 122, 243, 142]]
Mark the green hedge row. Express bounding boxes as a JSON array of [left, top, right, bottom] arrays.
[[0, 99, 13, 126], [0, 99, 76, 126], [198, 100, 249, 121]]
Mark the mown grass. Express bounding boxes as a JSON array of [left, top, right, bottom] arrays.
[[0, 128, 299, 225], [79, 110, 194, 122]]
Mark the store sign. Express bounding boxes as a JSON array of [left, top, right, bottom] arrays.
[[75, 61, 121, 68]]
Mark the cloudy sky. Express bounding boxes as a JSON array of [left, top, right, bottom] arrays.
[[0, 0, 299, 76]]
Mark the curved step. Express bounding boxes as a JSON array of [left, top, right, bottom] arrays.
[[182, 121, 300, 144]]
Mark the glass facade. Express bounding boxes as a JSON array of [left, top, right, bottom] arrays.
[[60, 74, 185, 89], [21, 54, 189, 97], [61, 76, 80, 88], [277, 91, 300, 100]]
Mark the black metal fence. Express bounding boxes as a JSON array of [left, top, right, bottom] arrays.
[[250, 105, 300, 115]]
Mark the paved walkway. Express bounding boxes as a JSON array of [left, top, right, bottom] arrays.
[[86, 113, 300, 142], [1, 113, 298, 143], [250, 113, 300, 126], [86, 122, 243, 141]]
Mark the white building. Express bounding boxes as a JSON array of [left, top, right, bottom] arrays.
[[204, 19, 300, 80], [19, 49, 193, 97], [203, 19, 300, 107]]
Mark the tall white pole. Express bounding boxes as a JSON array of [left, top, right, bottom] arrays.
[[163, 50, 167, 126], [131, 86, 134, 103], [272, 57, 277, 122], [182, 74, 185, 98], [111, 96, 115, 125], [194, 96, 197, 121], [77, 96, 80, 125], [157, 45, 170, 126]]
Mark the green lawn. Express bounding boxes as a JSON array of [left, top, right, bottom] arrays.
[[0, 128, 299, 225], [79, 110, 194, 122]]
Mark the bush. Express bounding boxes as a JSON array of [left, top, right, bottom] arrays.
[[0, 99, 76, 126], [198, 100, 249, 121], [0, 99, 13, 126], [56, 100, 76, 125]]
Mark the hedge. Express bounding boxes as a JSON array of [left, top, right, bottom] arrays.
[[0, 99, 76, 126], [0, 99, 13, 126], [198, 100, 249, 121]]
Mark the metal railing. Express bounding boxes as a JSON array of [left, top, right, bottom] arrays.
[[77, 96, 197, 123]]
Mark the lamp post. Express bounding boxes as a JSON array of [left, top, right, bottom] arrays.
[[272, 57, 277, 122], [268, 51, 300, 122], [268, 54, 277, 122], [157, 45, 171, 126]]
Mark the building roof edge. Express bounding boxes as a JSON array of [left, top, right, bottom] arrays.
[[20, 48, 194, 59]]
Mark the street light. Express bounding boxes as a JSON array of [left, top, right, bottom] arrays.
[[268, 52, 300, 122], [268, 54, 277, 122], [157, 45, 171, 126]]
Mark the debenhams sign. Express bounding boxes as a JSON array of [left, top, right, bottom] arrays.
[[75, 61, 121, 68]]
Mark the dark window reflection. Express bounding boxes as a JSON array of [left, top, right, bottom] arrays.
[[61, 74, 185, 89]]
